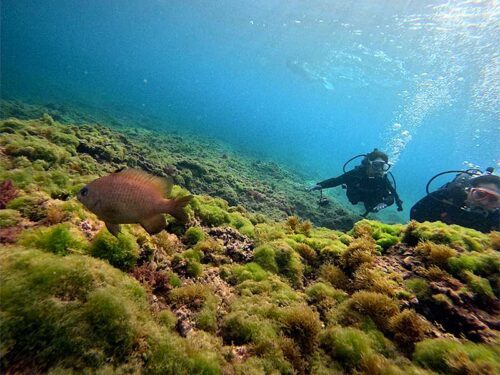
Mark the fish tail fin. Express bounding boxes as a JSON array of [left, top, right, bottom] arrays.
[[162, 195, 193, 223]]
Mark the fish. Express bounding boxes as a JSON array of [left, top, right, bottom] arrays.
[[77, 168, 193, 236]]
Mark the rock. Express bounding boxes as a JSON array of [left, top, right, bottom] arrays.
[[0, 226, 22, 243], [175, 306, 195, 337], [207, 227, 254, 263], [0, 180, 18, 209]]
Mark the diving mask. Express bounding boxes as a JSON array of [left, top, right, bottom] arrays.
[[369, 158, 391, 174], [469, 187, 500, 205]]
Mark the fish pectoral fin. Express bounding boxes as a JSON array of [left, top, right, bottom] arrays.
[[140, 215, 166, 235], [162, 195, 193, 223], [105, 222, 122, 237]]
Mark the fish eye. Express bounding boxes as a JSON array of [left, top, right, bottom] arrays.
[[80, 187, 89, 197]]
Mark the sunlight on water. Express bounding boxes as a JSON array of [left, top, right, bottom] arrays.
[[279, 0, 497, 169], [386, 0, 499, 165], [289, 43, 407, 91]]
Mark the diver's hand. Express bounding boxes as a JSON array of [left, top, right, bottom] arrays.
[[373, 203, 388, 212], [306, 184, 322, 192], [397, 200, 404, 212]]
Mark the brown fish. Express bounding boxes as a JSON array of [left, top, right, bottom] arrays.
[[77, 169, 192, 236]]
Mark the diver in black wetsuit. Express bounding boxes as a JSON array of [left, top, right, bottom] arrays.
[[410, 171, 500, 233], [307, 149, 403, 216]]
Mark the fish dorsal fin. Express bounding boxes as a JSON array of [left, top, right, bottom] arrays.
[[117, 169, 173, 197]]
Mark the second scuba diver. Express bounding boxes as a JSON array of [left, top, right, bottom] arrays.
[[410, 169, 500, 233], [307, 149, 403, 216]]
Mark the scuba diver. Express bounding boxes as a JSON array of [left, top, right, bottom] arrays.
[[307, 149, 403, 216], [410, 168, 500, 233]]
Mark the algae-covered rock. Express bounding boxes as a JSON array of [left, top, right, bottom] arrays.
[[320, 327, 376, 369], [1, 108, 499, 375], [253, 241, 304, 288], [184, 226, 205, 246], [341, 237, 377, 274], [0, 180, 19, 208], [3, 133, 70, 164], [191, 195, 231, 227], [280, 305, 322, 355], [19, 223, 88, 255], [413, 338, 499, 374], [0, 247, 223, 374], [89, 228, 139, 271], [388, 309, 432, 352], [404, 220, 491, 251], [221, 310, 269, 346], [448, 250, 499, 278], [338, 291, 400, 331], [351, 219, 404, 252], [6, 193, 49, 221], [305, 282, 348, 320], [222, 262, 268, 285], [0, 209, 21, 228], [229, 211, 254, 237], [171, 251, 203, 278], [169, 284, 218, 333], [0, 247, 151, 371]]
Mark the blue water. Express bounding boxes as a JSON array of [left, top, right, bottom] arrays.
[[1, 0, 499, 218]]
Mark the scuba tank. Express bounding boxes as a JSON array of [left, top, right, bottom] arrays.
[[424, 168, 494, 210]]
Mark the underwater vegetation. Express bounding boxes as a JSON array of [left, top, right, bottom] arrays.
[[0, 103, 499, 374], [0, 100, 359, 230]]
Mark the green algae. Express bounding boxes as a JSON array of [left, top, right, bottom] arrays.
[[448, 250, 499, 278], [0, 108, 499, 374], [89, 229, 139, 271], [0, 247, 218, 374], [415, 241, 457, 267], [405, 278, 432, 301], [228, 211, 254, 236], [222, 262, 268, 284], [171, 253, 203, 278], [351, 219, 404, 252], [404, 220, 492, 252], [319, 264, 350, 290], [389, 310, 431, 352], [6, 193, 49, 221], [169, 284, 218, 333], [280, 305, 322, 356], [462, 271, 496, 303], [321, 327, 376, 369], [253, 241, 304, 288], [413, 338, 499, 374], [353, 265, 400, 296], [19, 223, 87, 255], [221, 310, 273, 346], [184, 226, 205, 246], [337, 291, 400, 332], [0, 209, 21, 228], [253, 243, 279, 273]]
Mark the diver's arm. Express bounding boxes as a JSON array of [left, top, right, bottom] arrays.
[[318, 172, 349, 189], [318, 167, 365, 189]]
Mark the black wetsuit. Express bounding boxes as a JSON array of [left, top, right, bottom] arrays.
[[410, 189, 500, 233], [318, 167, 403, 213]]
